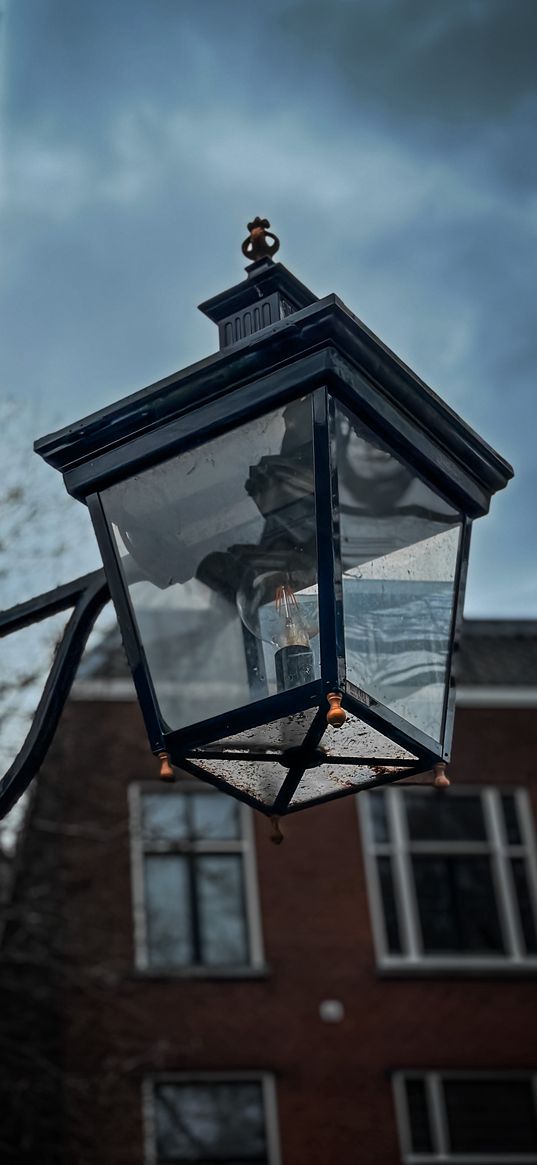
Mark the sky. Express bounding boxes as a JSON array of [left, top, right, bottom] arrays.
[[1, 0, 536, 627]]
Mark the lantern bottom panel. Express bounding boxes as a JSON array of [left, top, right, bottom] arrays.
[[175, 705, 424, 815]]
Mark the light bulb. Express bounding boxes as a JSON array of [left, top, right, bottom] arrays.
[[273, 582, 312, 648], [237, 570, 319, 692]]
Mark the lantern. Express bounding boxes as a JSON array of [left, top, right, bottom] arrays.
[[35, 222, 512, 816]]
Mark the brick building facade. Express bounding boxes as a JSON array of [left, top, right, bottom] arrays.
[[1, 620, 537, 1163]]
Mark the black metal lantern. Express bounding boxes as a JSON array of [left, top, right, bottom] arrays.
[[35, 223, 513, 817]]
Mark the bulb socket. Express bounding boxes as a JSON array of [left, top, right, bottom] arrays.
[[275, 644, 315, 691]]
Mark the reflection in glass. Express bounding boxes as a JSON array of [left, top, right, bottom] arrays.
[[501, 793, 522, 844], [155, 1082, 267, 1161], [142, 790, 239, 842], [144, 855, 193, 967], [405, 1079, 434, 1154], [198, 855, 249, 964], [101, 401, 319, 730], [511, 859, 537, 954], [335, 403, 462, 743], [444, 1080, 537, 1154], [191, 794, 240, 841], [377, 857, 401, 953], [412, 855, 504, 954], [405, 792, 486, 842], [142, 793, 189, 843], [370, 791, 389, 843]]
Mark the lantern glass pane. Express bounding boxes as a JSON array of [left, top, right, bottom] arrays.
[[186, 756, 287, 808], [334, 403, 462, 744], [196, 708, 319, 754], [319, 710, 417, 761], [189, 705, 418, 811], [289, 761, 413, 807], [101, 399, 319, 730]]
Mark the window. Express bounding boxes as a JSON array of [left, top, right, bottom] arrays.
[[130, 785, 264, 972], [145, 1074, 280, 1164], [361, 788, 537, 970], [394, 1072, 537, 1162]]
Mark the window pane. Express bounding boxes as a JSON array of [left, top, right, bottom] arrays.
[[377, 857, 402, 954], [191, 793, 241, 841], [370, 791, 389, 843], [155, 1081, 267, 1160], [444, 1079, 537, 1153], [412, 856, 505, 954], [405, 1078, 433, 1154], [405, 792, 486, 842], [502, 793, 522, 844], [102, 400, 320, 730], [144, 855, 193, 966], [335, 402, 461, 744], [197, 856, 249, 965], [142, 793, 189, 842], [511, 858, 537, 954]]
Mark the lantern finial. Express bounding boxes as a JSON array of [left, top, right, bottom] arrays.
[[241, 217, 280, 263]]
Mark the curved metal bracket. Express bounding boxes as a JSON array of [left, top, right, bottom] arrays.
[[0, 569, 110, 819]]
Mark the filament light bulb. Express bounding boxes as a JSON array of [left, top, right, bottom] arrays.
[[237, 570, 319, 693]]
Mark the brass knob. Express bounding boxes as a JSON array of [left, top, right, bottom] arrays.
[[157, 751, 176, 782], [326, 692, 346, 727], [241, 217, 280, 262], [269, 816, 284, 845], [433, 762, 450, 788]]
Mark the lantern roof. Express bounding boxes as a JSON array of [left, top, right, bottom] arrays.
[[35, 242, 513, 518]]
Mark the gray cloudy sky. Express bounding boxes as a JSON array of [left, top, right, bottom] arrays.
[[1, 0, 536, 615]]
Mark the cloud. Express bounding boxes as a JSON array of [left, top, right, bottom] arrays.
[[1, 0, 535, 615], [279, 0, 537, 123]]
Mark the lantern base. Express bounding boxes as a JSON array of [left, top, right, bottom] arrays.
[[172, 694, 434, 818]]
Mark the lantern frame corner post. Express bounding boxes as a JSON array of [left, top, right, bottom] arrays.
[[86, 492, 167, 756], [312, 387, 346, 702], [441, 515, 473, 763]]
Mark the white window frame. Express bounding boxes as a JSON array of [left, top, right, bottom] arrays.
[[393, 1069, 537, 1164], [142, 1071, 281, 1165], [359, 786, 537, 974], [129, 781, 265, 975]]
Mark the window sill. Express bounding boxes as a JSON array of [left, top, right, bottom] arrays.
[[400, 1156, 537, 1165], [377, 957, 537, 979], [130, 964, 272, 982]]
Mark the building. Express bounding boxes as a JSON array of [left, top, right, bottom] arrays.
[[1, 619, 536, 1163]]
